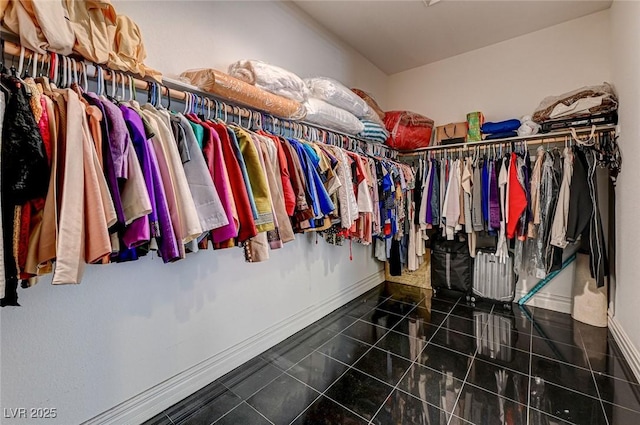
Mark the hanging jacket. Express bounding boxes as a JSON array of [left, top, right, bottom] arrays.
[[507, 152, 527, 239], [120, 104, 180, 262], [233, 127, 275, 233], [566, 148, 608, 286], [430, 159, 440, 226], [172, 113, 228, 232], [200, 121, 238, 243], [210, 123, 257, 243], [550, 147, 574, 249]]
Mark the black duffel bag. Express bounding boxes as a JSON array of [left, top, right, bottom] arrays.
[[430, 233, 474, 298]]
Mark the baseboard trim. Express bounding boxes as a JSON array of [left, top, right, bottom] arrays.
[[608, 315, 640, 384], [82, 270, 385, 425], [516, 289, 573, 314]]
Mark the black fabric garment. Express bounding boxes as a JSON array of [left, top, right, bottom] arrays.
[[413, 163, 422, 226], [566, 148, 608, 286], [566, 147, 591, 243], [1, 78, 49, 306], [389, 239, 402, 276]]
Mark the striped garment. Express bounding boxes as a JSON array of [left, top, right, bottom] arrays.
[[358, 119, 390, 144]]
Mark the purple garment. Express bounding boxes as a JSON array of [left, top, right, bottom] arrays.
[[98, 97, 130, 179], [83, 93, 126, 226], [120, 106, 180, 262], [425, 161, 434, 224], [489, 160, 501, 230]]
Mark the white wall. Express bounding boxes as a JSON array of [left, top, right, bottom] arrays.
[[610, 0, 640, 370], [387, 10, 612, 314], [115, 0, 389, 107], [0, 2, 389, 424], [387, 10, 612, 125]]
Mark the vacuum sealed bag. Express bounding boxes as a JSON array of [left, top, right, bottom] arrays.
[[180, 68, 306, 120], [306, 77, 372, 119], [228, 60, 309, 103], [303, 98, 364, 135]]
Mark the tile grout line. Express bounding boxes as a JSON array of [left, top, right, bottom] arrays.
[[245, 402, 276, 425], [444, 303, 493, 425], [285, 297, 424, 424], [367, 297, 464, 425], [253, 292, 398, 425], [284, 293, 403, 425], [578, 326, 611, 425], [224, 293, 395, 424]]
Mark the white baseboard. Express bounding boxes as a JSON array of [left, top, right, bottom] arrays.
[[82, 270, 385, 425], [515, 289, 573, 314], [608, 315, 640, 384]]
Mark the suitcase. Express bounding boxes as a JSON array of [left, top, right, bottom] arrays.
[[430, 235, 473, 300], [473, 311, 518, 363], [472, 250, 516, 308]]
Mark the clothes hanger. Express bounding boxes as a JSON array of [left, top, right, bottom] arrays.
[[182, 91, 190, 114], [127, 75, 134, 101], [24, 50, 33, 79]]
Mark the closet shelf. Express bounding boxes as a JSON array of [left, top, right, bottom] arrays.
[[1, 38, 396, 158], [398, 124, 617, 154]]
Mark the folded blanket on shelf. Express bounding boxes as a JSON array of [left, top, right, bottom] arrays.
[[532, 82, 618, 123], [306, 77, 372, 119], [484, 131, 518, 140], [358, 119, 389, 144], [481, 119, 521, 134], [304, 98, 364, 135]]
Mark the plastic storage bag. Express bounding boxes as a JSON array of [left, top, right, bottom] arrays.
[[384, 111, 434, 151], [306, 77, 371, 119], [228, 60, 309, 103], [179, 68, 306, 120]]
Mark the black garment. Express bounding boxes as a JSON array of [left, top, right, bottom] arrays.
[[413, 163, 422, 226], [566, 148, 591, 243], [566, 148, 608, 286], [1, 78, 49, 306], [389, 239, 402, 276]]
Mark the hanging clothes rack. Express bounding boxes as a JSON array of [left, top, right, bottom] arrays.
[[1, 39, 397, 159]]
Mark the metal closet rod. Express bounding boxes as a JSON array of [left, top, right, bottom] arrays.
[[2, 39, 397, 157], [398, 124, 617, 155]]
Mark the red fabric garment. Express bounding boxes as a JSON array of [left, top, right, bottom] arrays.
[[507, 152, 527, 239], [201, 122, 239, 243], [210, 122, 257, 243]]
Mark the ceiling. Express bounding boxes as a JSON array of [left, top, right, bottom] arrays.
[[292, 0, 612, 75]]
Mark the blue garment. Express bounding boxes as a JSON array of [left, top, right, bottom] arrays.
[[289, 139, 335, 219], [481, 119, 521, 134], [484, 131, 518, 140], [227, 129, 258, 220]]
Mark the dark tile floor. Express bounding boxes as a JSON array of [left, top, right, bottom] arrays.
[[144, 282, 640, 425]]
